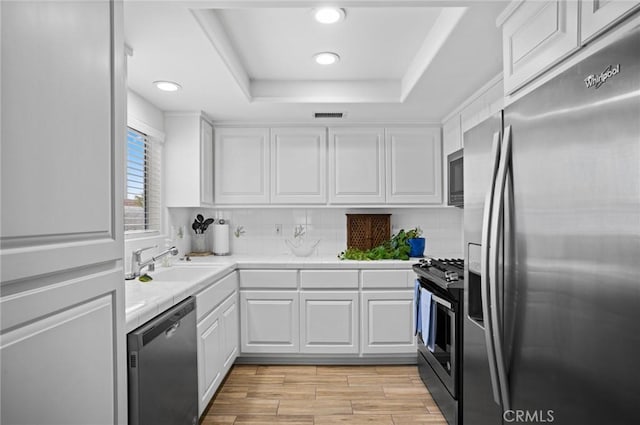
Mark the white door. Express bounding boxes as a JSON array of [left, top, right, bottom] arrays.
[[299, 291, 359, 354], [361, 291, 416, 354], [0, 1, 126, 424], [329, 127, 385, 204], [240, 291, 300, 353], [215, 127, 270, 204], [271, 127, 327, 204], [385, 127, 442, 204]]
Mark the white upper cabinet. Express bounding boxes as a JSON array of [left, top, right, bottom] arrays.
[[165, 113, 214, 207], [215, 127, 270, 204], [443, 114, 463, 156], [581, 0, 640, 43], [328, 127, 386, 204], [270, 127, 327, 204], [500, 0, 580, 94], [212, 125, 445, 206], [385, 127, 442, 204]]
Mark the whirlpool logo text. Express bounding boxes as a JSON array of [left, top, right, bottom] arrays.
[[584, 64, 621, 89]]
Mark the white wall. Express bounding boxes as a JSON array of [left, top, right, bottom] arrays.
[[168, 207, 463, 259], [127, 89, 165, 139]]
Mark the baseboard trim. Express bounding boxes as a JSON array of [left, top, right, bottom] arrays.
[[236, 354, 418, 365]]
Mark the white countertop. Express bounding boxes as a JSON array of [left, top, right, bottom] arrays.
[[186, 254, 419, 269], [124, 254, 453, 333]]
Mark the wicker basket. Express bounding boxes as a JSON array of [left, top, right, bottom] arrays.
[[346, 214, 391, 250]]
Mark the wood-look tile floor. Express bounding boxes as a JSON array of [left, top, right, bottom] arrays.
[[200, 365, 447, 425]]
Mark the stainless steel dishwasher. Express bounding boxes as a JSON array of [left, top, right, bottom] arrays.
[[127, 297, 198, 425]]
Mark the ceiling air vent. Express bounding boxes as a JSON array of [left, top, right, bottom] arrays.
[[314, 112, 345, 119]]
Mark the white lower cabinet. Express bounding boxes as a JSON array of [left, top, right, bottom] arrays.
[[240, 290, 300, 353], [299, 291, 359, 354], [221, 295, 239, 369], [197, 305, 223, 415], [238, 269, 416, 357], [361, 291, 416, 354], [196, 272, 239, 415]]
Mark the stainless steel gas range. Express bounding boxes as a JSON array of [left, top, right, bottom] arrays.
[[413, 258, 464, 425]]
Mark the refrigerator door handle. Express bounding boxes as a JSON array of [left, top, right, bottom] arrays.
[[489, 125, 513, 411], [480, 130, 503, 406]]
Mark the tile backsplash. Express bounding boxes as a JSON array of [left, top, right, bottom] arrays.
[[168, 207, 463, 258]]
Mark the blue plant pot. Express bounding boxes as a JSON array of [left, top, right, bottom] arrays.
[[408, 238, 425, 257]]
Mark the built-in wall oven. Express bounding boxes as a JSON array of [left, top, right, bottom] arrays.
[[414, 258, 464, 425]]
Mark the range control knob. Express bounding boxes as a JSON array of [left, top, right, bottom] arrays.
[[444, 271, 459, 282], [421, 258, 433, 267]]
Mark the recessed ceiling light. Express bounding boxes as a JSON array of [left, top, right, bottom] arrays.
[[153, 81, 182, 92], [313, 7, 345, 24], [314, 52, 340, 65]]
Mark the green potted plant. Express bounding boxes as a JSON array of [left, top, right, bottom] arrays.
[[406, 227, 425, 257]]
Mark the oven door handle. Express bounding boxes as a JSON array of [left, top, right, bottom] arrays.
[[480, 130, 502, 406], [489, 125, 512, 411], [431, 294, 452, 310]]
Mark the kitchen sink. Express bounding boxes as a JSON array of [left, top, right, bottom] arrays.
[[147, 266, 223, 283]]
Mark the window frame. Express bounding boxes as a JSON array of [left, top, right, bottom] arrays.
[[125, 126, 162, 239]]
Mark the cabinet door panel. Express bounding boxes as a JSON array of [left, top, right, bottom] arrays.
[[385, 128, 442, 204], [215, 128, 270, 204], [300, 291, 359, 354], [222, 294, 239, 369], [329, 128, 385, 204], [361, 291, 416, 354], [1, 296, 116, 424], [197, 310, 222, 414], [581, 0, 640, 43], [271, 127, 327, 204], [502, 0, 579, 94], [240, 291, 299, 353]]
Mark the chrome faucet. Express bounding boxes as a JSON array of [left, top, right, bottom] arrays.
[[125, 245, 179, 280]]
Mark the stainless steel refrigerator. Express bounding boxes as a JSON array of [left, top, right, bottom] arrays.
[[462, 20, 640, 425]]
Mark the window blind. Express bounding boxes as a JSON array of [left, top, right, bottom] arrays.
[[125, 128, 161, 233]]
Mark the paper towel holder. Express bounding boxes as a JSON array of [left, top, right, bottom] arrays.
[[213, 219, 230, 256]]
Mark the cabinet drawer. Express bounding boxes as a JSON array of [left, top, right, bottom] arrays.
[[196, 271, 238, 320], [300, 270, 359, 289], [239, 270, 297, 289], [362, 270, 410, 288]]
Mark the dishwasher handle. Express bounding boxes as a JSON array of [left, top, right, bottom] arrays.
[[127, 297, 196, 350]]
